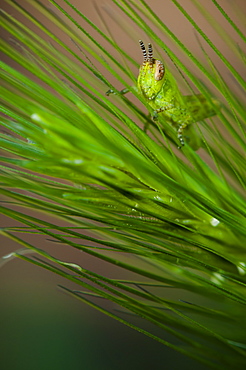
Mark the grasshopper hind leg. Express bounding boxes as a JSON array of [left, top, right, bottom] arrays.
[[177, 122, 187, 148], [183, 94, 220, 121]]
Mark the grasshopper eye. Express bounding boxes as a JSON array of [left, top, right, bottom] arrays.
[[155, 60, 165, 81]]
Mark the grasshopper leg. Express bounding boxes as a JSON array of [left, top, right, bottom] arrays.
[[177, 122, 187, 148], [106, 88, 129, 96]]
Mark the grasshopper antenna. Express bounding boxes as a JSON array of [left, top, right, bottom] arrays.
[[147, 43, 153, 64], [139, 40, 147, 64]]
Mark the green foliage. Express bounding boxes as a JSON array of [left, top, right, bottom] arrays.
[[0, 0, 245, 368]]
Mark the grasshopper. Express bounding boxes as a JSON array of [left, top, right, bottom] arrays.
[[107, 40, 220, 148]]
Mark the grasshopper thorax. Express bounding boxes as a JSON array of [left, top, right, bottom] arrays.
[[137, 40, 165, 100]]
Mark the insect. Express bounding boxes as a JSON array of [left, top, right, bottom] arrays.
[[107, 40, 220, 148]]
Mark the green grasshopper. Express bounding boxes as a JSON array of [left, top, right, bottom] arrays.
[[107, 40, 220, 148]]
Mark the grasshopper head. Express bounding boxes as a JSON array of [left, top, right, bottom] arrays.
[[137, 40, 165, 100]]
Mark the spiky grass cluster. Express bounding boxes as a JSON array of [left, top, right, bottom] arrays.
[[0, 0, 245, 368]]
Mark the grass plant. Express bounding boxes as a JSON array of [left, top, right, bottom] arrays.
[[0, 1, 245, 368]]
